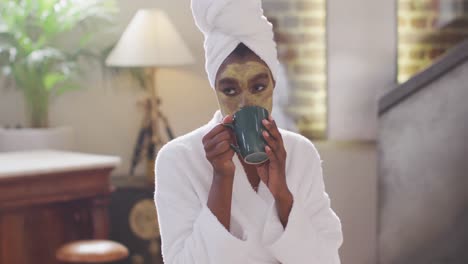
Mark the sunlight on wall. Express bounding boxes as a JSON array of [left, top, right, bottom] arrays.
[[263, 0, 327, 139], [398, 0, 468, 83]]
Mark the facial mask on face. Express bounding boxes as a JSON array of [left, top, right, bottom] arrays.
[[215, 61, 274, 116]]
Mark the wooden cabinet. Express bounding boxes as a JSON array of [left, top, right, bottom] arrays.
[[0, 150, 120, 264]]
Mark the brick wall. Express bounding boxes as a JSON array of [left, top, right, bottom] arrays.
[[398, 0, 468, 83], [261, 0, 468, 137], [262, 0, 327, 139]]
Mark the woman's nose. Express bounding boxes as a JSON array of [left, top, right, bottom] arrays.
[[239, 96, 255, 108]]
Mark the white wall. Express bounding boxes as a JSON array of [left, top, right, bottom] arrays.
[[325, 1, 393, 261], [315, 141, 377, 264], [327, 0, 396, 140]]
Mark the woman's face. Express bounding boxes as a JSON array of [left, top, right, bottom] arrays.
[[215, 53, 274, 116]]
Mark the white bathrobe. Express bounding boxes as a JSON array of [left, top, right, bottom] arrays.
[[154, 111, 343, 264]]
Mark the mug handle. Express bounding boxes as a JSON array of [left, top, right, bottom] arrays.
[[222, 123, 235, 130], [229, 144, 241, 155]]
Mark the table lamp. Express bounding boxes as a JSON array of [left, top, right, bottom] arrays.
[[106, 9, 195, 182]]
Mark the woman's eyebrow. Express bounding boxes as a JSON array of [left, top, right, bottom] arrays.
[[218, 77, 239, 86], [249, 72, 269, 83]]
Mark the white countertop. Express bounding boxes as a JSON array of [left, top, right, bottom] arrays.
[[0, 150, 121, 178]]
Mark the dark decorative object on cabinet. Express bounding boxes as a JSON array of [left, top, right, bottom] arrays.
[[109, 176, 163, 264]]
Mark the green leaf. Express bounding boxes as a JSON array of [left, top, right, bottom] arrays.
[[55, 83, 80, 97], [44, 72, 66, 91], [38, 0, 57, 13]]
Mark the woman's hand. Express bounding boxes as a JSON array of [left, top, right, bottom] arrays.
[[204, 115, 237, 230], [202, 115, 236, 178], [256, 116, 291, 200], [257, 116, 293, 227]]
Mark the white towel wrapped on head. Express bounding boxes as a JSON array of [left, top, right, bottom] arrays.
[[191, 0, 280, 88]]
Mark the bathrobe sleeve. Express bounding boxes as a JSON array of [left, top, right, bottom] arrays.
[[154, 142, 250, 264], [261, 136, 343, 264]]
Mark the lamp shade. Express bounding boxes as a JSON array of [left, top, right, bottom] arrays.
[[106, 9, 195, 67]]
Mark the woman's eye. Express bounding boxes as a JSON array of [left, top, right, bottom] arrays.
[[252, 84, 267, 93], [223, 87, 237, 96]]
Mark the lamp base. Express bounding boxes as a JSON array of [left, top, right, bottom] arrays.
[[146, 158, 156, 185]]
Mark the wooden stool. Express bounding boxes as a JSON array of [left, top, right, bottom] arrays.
[[56, 240, 129, 263]]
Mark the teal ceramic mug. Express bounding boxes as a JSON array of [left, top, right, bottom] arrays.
[[223, 105, 269, 165]]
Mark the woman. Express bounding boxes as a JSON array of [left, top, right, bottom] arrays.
[[154, 0, 343, 263]]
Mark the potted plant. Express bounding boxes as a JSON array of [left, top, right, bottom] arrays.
[[0, 0, 117, 151]]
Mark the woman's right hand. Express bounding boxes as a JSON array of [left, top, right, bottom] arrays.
[[202, 115, 236, 177]]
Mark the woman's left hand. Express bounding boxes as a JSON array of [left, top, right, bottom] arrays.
[[256, 116, 291, 201]]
